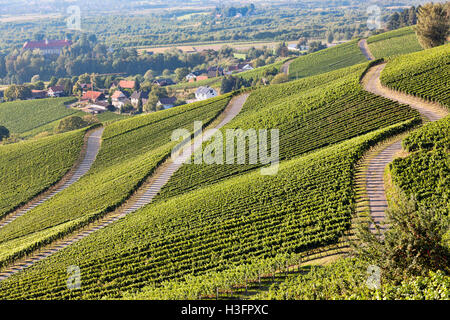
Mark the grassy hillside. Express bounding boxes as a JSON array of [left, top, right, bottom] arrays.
[[0, 120, 418, 299], [288, 39, 367, 80], [0, 95, 232, 268], [154, 63, 419, 202], [0, 98, 81, 137], [381, 44, 450, 108], [367, 26, 423, 59], [0, 130, 86, 219]]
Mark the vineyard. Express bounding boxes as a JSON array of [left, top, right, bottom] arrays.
[[390, 116, 450, 212], [380, 44, 450, 108], [0, 129, 85, 220], [367, 26, 422, 59], [153, 63, 420, 202], [0, 95, 231, 268], [0, 98, 82, 137], [288, 39, 367, 80], [0, 119, 418, 299]]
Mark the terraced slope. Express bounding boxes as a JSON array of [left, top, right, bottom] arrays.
[[380, 44, 450, 108], [0, 129, 86, 220], [0, 98, 82, 138], [0, 120, 417, 300], [367, 26, 423, 59], [153, 63, 419, 202], [288, 39, 367, 80], [0, 95, 232, 268]]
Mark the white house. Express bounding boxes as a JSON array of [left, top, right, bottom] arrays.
[[111, 90, 128, 108], [195, 86, 218, 101], [185, 73, 197, 81], [242, 64, 254, 71]]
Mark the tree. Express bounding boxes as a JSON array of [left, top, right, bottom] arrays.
[[4, 85, 32, 101], [144, 69, 155, 80], [55, 116, 87, 133], [270, 73, 289, 85], [352, 191, 449, 283], [175, 67, 189, 82], [415, 3, 449, 49], [327, 32, 334, 44], [48, 76, 58, 88], [144, 94, 159, 112], [0, 126, 9, 141]]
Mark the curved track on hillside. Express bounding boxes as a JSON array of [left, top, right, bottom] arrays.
[[361, 63, 448, 230], [0, 93, 249, 281], [358, 39, 375, 61], [0, 127, 104, 229], [281, 59, 294, 75]]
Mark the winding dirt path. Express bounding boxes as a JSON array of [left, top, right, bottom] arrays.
[[0, 127, 104, 229], [361, 63, 448, 230], [0, 94, 249, 281], [358, 39, 375, 61], [281, 59, 295, 75]]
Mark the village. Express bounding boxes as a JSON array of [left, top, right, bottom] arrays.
[[0, 38, 267, 116]]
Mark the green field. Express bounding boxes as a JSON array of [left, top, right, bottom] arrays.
[[381, 44, 450, 108], [288, 40, 367, 80], [0, 118, 418, 299], [367, 26, 423, 59], [0, 130, 85, 220], [0, 98, 81, 137], [0, 95, 232, 268]]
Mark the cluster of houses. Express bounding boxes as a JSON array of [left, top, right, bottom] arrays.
[[185, 63, 254, 82], [78, 80, 177, 114], [31, 85, 66, 99]]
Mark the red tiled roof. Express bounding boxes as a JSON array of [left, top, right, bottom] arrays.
[[23, 39, 72, 50], [111, 91, 125, 99], [81, 91, 104, 101], [118, 80, 135, 89]]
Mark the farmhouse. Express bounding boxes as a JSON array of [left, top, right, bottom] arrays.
[[22, 39, 72, 55], [195, 86, 218, 101], [111, 90, 129, 108], [130, 91, 149, 107], [47, 85, 65, 97], [81, 91, 105, 103], [153, 78, 175, 86], [157, 97, 177, 109]]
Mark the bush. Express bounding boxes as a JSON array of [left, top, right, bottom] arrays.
[[0, 125, 9, 141], [55, 116, 88, 133]]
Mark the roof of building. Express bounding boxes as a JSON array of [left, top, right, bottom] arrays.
[[118, 80, 136, 89], [159, 97, 177, 105], [130, 91, 149, 100], [48, 85, 65, 92], [23, 39, 72, 50], [111, 90, 126, 99], [81, 90, 104, 101]]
